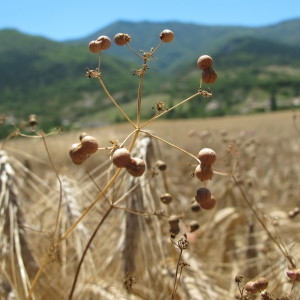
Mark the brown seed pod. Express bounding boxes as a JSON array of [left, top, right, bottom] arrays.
[[194, 164, 213, 181], [202, 68, 217, 84], [156, 160, 167, 171], [81, 135, 98, 154], [69, 143, 88, 164], [160, 193, 172, 205], [114, 33, 131, 46], [189, 220, 200, 233], [245, 277, 268, 294], [88, 40, 102, 53], [160, 29, 174, 43], [286, 269, 300, 281], [126, 157, 146, 177], [195, 187, 211, 204], [168, 215, 180, 236], [197, 148, 217, 165], [96, 35, 111, 50], [199, 195, 216, 210], [197, 55, 213, 70], [111, 148, 131, 168]]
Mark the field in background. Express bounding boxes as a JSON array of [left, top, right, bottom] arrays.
[[1, 110, 300, 299]]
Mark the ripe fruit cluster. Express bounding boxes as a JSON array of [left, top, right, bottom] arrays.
[[111, 148, 146, 177], [69, 134, 99, 164], [194, 187, 216, 210], [197, 55, 217, 84], [195, 148, 217, 181]]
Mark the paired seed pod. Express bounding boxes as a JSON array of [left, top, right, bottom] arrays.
[[195, 188, 216, 210], [160, 29, 174, 43], [69, 134, 99, 164], [114, 33, 131, 46], [194, 164, 213, 181], [111, 148, 132, 168], [286, 269, 300, 281], [195, 148, 217, 181], [244, 277, 268, 294], [197, 55, 217, 84], [88, 35, 111, 52]]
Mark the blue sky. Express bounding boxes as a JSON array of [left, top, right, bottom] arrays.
[[1, 0, 299, 41]]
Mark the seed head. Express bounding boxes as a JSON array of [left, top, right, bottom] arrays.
[[114, 33, 131, 46], [126, 157, 146, 177], [197, 55, 213, 70], [111, 148, 131, 168], [160, 29, 174, 43]]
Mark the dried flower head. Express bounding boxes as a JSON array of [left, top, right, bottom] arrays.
[[114, 33, 131, 46], [160, 29, 174, 43]]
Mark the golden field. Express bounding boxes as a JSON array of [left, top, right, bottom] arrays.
[[1, 110, 300, 300]]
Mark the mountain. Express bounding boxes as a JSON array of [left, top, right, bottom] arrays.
[[0, 19, 300, 137]]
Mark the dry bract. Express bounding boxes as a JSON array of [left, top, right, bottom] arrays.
[[114, 33, 131, 46], [160, 29, 174, 43], [126, 157, 146, 177]]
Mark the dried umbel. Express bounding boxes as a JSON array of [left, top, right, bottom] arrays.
[[168, 215, 180, 236], [126, 157, 146, 177], [114, 33, 131, 46], [245, 277, 268, 294], [160, 193, 172, 205], [69, 143, 88, 165], [81, 135, 99, 154], [111, 148, 131, 168], [160, 29, 174, 43]]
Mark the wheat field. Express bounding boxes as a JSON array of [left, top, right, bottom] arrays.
[[1, 110, 300, 300]]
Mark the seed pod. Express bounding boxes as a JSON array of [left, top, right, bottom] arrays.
[[245, 277, 268, 294], [79, 132, 88, 141], [160, 29, 174, 43], [126, 157, 146, 177], [81, 135, 98, 154], [191, 200, 201, 212], [194, 164, 213, 181], [197, 55, 213, 70], [200, 195, 216, 210], [69, 143, 88, 164], [168, 215, 180, 236], [160, 193, 172, 205], [195, 187, 211, 204], [202, 68, 217, 84], [286, 269, 300, 281], [114, 33, 131, 46], [88, 40, 102, 53], [189, 220, 200, 233], [197, 148, 217, 166], [111, 148, 131, 168], [156, 160, 167, 171], [96, 35, 111, 50]]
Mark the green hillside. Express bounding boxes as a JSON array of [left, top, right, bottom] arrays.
[[0, 19, 300, 138]]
